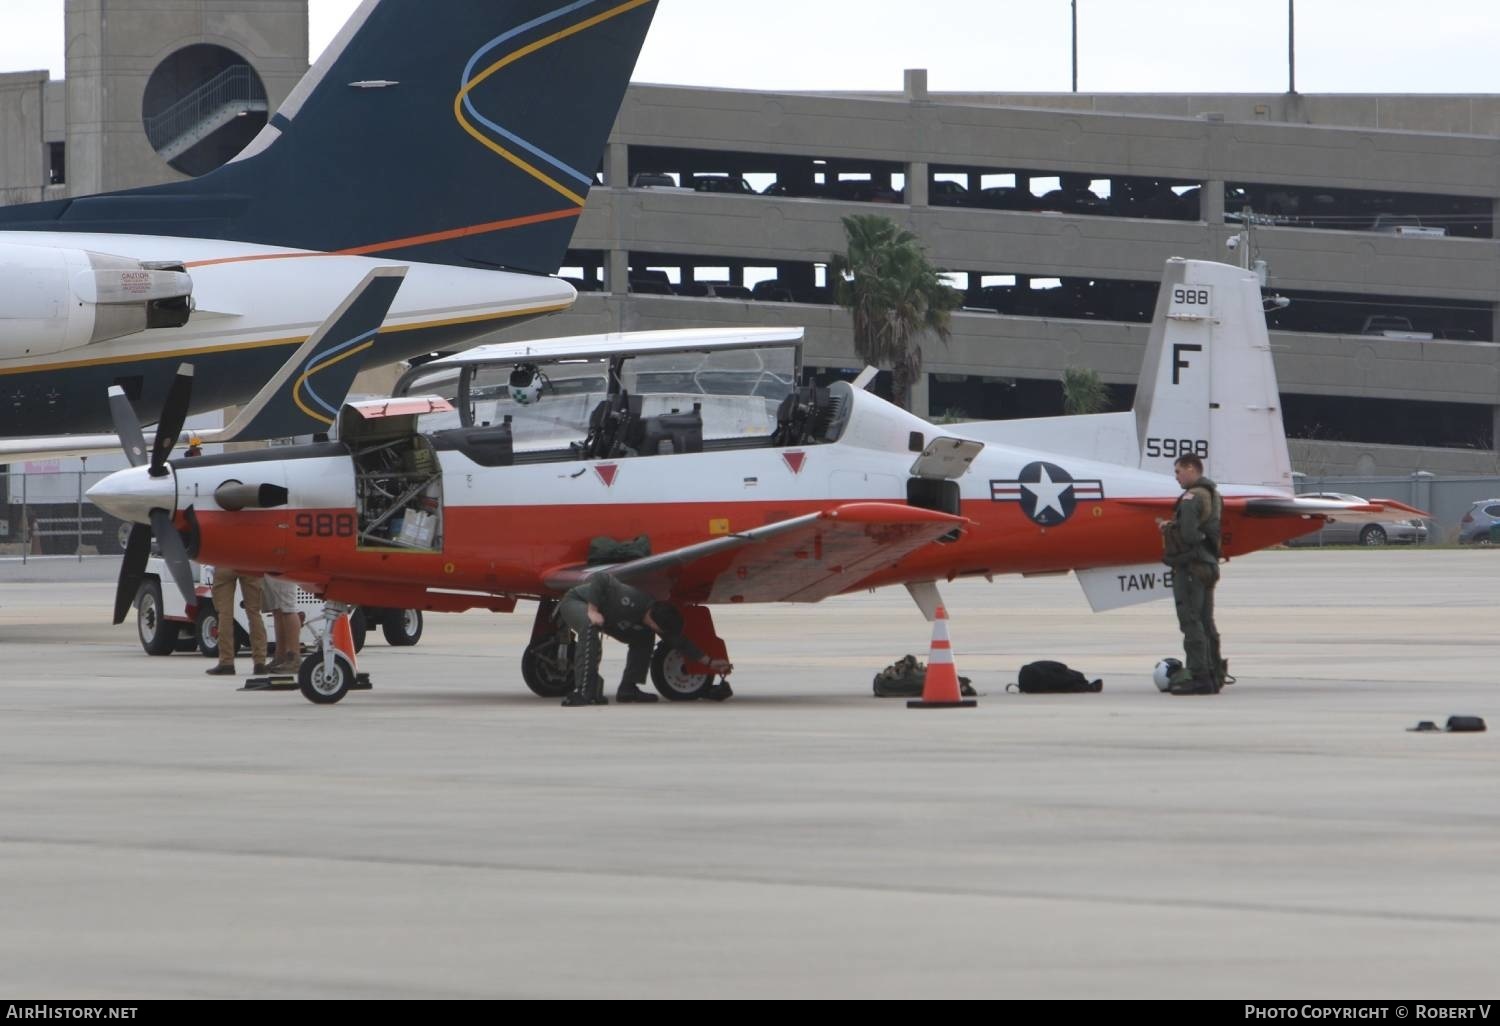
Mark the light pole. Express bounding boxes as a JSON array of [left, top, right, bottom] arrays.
[[1071, 0, 1079, 93], [1288, 0, 1297, 93]]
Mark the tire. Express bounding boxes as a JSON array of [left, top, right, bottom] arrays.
[[1359, 524, 1387, 546], [520, 634, 575, 698], [197, 602, 248, 658], [650, 643, 714, 701], [195, 602, 222, 658], [99, 517, 131, 556], [135, 579, 180, 656], [381, 609, 424, 647], [349, 608, 367, 653], [299, 651, 355, 705]]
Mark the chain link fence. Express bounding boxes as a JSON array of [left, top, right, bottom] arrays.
[[0, 469, 126, 561]]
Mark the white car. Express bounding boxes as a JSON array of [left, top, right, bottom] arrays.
[[133, 557, 423, 658]]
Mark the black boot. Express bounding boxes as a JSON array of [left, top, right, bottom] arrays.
[[1168, 675, 1219, 696], [616, 681, 658, 703], [562, 632, 608, 706]]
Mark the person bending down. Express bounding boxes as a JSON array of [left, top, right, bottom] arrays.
[[556, 572, 732, 707]]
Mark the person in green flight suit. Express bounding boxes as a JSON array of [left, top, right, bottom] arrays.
[[556, 571, 733, 707], [1157, 454, 1226, 696]]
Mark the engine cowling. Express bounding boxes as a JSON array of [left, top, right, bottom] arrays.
[[0, 242, 194, 358]]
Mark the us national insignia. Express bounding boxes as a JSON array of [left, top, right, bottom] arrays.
[[989, 461, 1103, 526]]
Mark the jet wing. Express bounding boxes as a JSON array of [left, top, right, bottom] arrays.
[[542, 502, 968, 604]]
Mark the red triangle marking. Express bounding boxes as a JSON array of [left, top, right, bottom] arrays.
[[783, 451, 806, 475], [595, 463, 619, 487]]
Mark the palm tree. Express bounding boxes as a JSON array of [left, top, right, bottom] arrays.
[[830, 214, 962, 412], [1061, 365, 1109, 416]]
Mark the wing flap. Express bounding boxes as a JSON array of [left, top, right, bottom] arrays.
[[542, 502, 967, 604]]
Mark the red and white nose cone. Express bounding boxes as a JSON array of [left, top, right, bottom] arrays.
[[86, 465, 176, 525]]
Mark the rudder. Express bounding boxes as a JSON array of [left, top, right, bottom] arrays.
[[1134, 258, 1292, 491]]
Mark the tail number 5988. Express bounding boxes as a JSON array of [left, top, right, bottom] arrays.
[[1146, 438, 1208, 459]]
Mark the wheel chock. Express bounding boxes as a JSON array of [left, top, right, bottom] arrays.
[[239, 675, 298, 692]]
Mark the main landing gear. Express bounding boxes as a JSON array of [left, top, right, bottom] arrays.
[[520, 600, 732, 702]]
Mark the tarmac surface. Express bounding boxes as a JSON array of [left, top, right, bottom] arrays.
[[0, 549, 1495, 999]]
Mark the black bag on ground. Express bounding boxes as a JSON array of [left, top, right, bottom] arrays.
[[587, 535, 651, 564], [1009, 660, 1102, 694]]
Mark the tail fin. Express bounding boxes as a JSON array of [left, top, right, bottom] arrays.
[[0, 0, 657, 273], [215, 268, 405, 440], [1133, 258, 1293, 491]]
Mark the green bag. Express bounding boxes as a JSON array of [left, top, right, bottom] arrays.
[[587, 535, 651, 565]]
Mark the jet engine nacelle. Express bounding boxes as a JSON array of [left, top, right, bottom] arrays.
[[0, 242, 194, 358]]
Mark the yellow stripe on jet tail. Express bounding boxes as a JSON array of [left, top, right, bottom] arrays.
[[293, 339, 377, 426], [453, 0, 657, 208]]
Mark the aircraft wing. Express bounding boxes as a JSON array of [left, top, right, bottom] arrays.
[[0, 268, 405, 465], [542, 502, 968, 604]]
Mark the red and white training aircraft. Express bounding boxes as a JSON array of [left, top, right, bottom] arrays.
[[88, 258, 1425, 704]]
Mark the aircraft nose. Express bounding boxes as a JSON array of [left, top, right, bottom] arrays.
[[86, 465, 176, 525]]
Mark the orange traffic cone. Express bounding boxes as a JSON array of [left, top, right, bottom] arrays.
[[907, 606, 977, 710]]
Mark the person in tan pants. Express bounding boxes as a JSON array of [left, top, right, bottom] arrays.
[[206, 567, 268, 676]]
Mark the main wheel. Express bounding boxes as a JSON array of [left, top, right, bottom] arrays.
[[520, 635, 575, 698], [650, 643, 714, 701], [381, 609, 424, 647], [1359, 524, 1388, 546], [299, 651, 356, 705], [349, 608, 367, 653], [135, 580, 180, 656]]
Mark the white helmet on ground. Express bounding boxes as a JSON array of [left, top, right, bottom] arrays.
[[1153, 658, 1183, 691]]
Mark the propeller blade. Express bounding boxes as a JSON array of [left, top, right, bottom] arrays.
[[149, 364, 194, 476], [150, 508, 197, 612], [107, 386, 149, 468], [112, 524, 153, 625]]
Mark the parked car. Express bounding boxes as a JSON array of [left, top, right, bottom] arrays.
[[689, 175, 757, 195], [1371, 214, 1446, 238], [1284, 492, 1428, 547], [1360, 315, 1433, 341], [1457, 499, 1500, 545], [630, 172, 693, 193]]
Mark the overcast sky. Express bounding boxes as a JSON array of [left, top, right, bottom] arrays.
[[2, 0, 1497, 94]]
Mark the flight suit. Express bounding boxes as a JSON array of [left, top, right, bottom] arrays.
[[1161, 477, 1224, 692], [556, 573, 708, 706]]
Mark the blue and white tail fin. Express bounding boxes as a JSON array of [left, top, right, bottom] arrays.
[[215, 267, 406, 440], [0, 0, 658, 273], [1133, 258, 1293, 491]]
